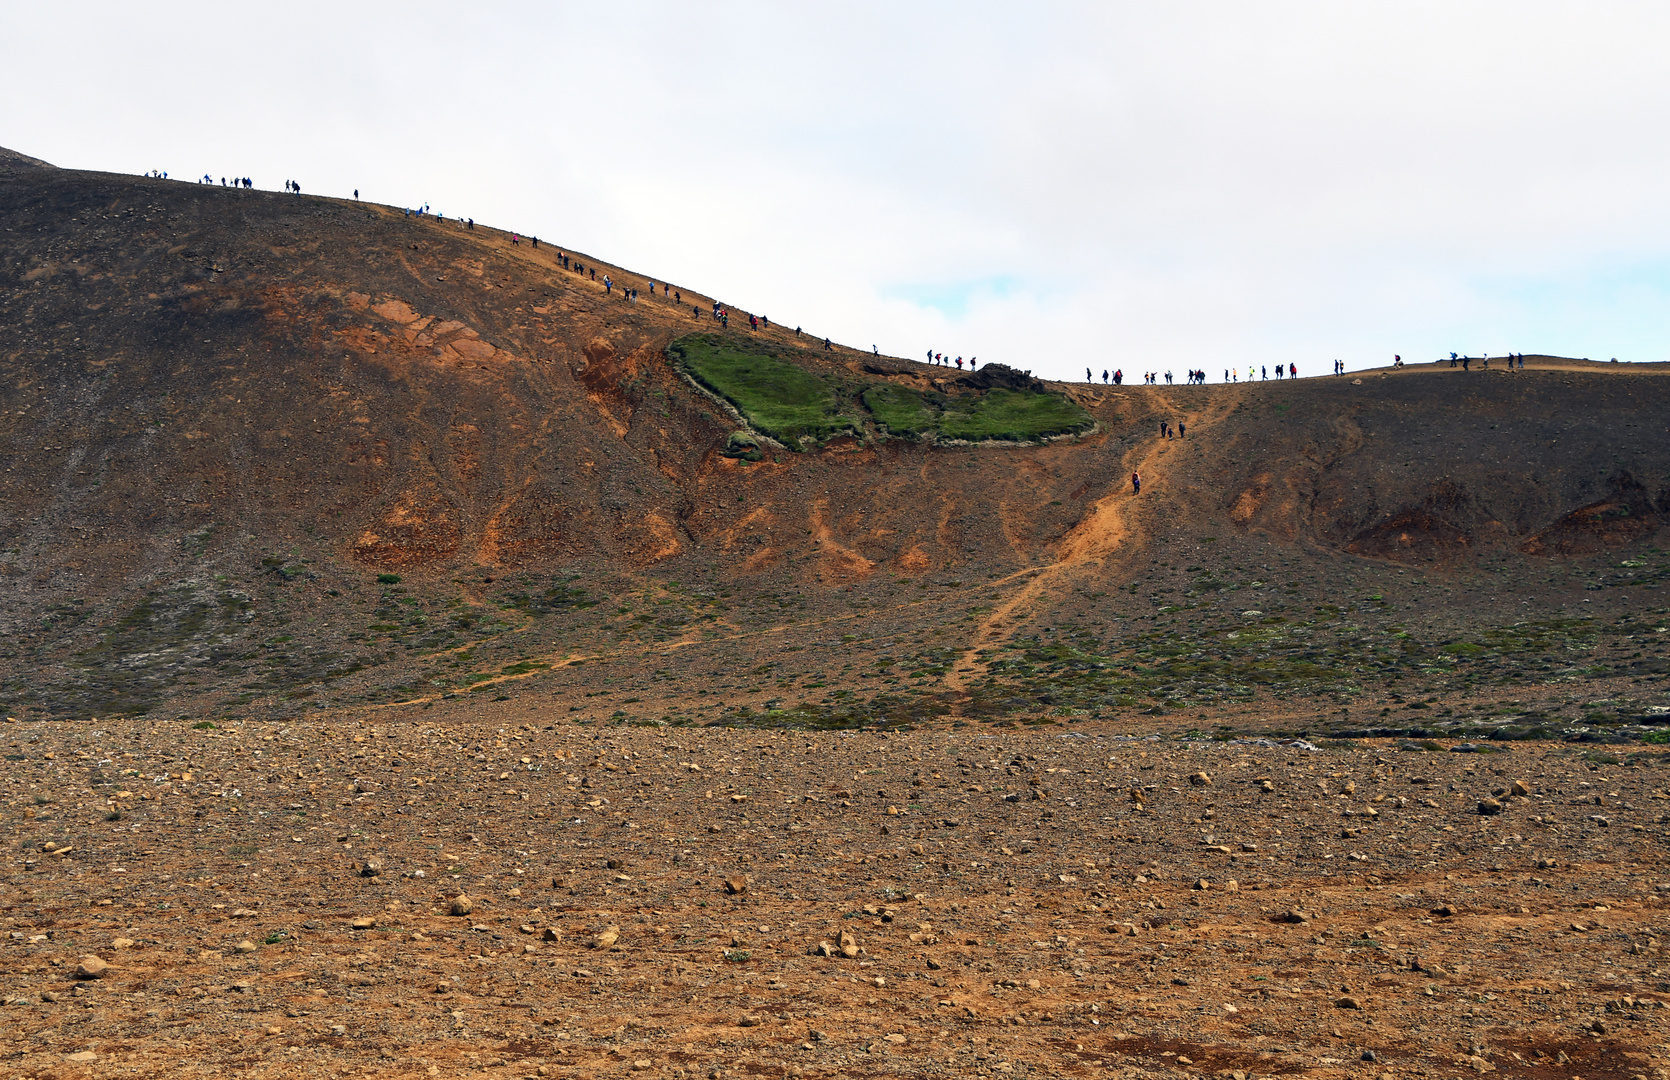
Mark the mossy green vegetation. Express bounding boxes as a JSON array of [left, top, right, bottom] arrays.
[[671, 334, 1092, 448], [861, 383, 941, 438], [935, 388, 1095, 442], [864, 383, 1094, 442], [670, 335, 861, 445]]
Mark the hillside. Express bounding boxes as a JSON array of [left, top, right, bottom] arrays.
[[2, 156, 1668, 742]]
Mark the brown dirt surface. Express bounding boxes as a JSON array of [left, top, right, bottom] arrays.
[[5, 720, 1668, 1079], [2, 156, 1669, 1079]]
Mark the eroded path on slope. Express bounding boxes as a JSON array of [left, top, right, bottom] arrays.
[[941, 394, 1237, 715]]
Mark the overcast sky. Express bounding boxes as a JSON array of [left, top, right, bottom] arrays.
[[6, 2, 1670, 380]]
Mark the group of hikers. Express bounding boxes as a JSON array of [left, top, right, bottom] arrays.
[[1448, 352, 1527, 370], [1129, 418, 1188, 495], [1078, 364, 1318, 386], [199, 175, 254, 188], [925, 351, 977, 370]]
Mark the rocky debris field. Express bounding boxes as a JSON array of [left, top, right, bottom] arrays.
[[3, 713, 1668, 1080]]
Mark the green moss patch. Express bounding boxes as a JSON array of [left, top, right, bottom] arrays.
[[673, 335, 1092, 448], [935, 388, 1094, 442], [671, 335, 860, 446]]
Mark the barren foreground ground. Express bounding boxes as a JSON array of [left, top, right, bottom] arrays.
[[5, 715, 1667, 1080]]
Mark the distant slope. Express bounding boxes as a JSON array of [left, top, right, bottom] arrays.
[[2, 158, 1668, 729], [0, 145, 54, 169]]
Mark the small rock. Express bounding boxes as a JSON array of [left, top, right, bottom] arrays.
[[74, 956, 107, 980], [1431, 904, 1456, 917], [1362, 1050, 1377, 1062], [1189, 772, 1212, 787], [1224, 880, 1239, 892], [542, 927, 562, 942], [111, 937, 135, 949], [1477, 798, 1503, 816], [1336, 996, 1364, 1010], [40, 990, 61, 1003], [1282, 909, 1312, 924], [66, 1051, 98, 1064], [591, 925, 619, 950], [884, 1033, 907, 1043], [449, 894, 473, 917], [1193, 878, 1210, 890], [360, 859, 382, 878], [1510, 780, 1530, 797], [724, 876, 748, 896], [351, 917, 376, 930], [738, 1014, 762, 1027], [235, 940, 258, 954], [839, 929, 860, 958]]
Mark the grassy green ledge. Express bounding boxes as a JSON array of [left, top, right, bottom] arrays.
[[670, 333, 1093, 448], [670, 335, 862, 445]]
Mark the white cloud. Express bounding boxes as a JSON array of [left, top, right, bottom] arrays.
[[5, 1, 1669, 375]]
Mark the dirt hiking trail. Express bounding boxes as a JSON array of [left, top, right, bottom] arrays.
[[941, 396, 1235, 713]]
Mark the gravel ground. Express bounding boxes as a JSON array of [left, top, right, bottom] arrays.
[[3, 715, 1667, 1080]]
